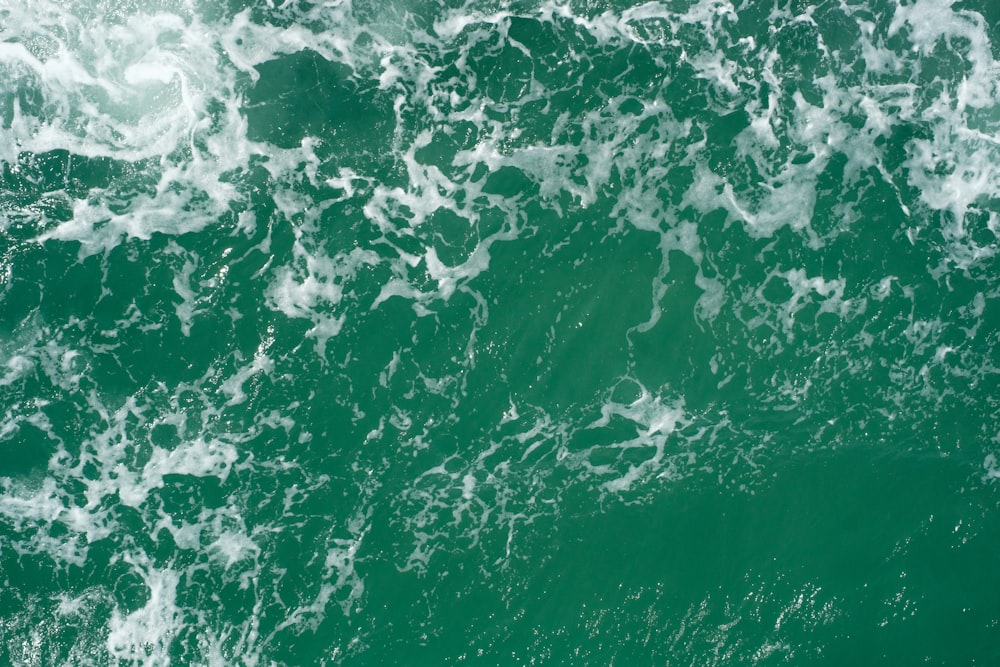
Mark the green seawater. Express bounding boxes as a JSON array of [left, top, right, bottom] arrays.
[[1, 0, 1000, 664]]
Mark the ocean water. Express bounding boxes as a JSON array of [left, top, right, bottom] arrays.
[[2, 0, 999, 663]]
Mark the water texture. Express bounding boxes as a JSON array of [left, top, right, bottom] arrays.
[[1, 0, 999, 663]]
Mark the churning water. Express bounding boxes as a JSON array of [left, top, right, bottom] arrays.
[[1, 0, 999, 663]]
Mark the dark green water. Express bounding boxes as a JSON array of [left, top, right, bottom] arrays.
[[2, 0, 1000, 663]]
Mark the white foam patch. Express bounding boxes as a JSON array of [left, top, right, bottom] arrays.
[[585, 387, 689, 492], [589, 386, 686, 437], [778, 269, 849, 338], [266, 245, 381, 356], [123, 437, 239, 508], [172, 253, 200, 337], [371, 278, 426, 310], [985, 453, 1000, 481], [424, 246, 493, 302], [106, 555, 183, 665], [220, 353, 274, 407]]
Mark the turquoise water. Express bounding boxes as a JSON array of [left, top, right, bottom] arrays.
[[2, 0, 999, 663]]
